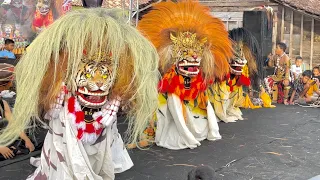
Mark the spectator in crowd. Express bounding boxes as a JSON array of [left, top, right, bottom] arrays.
[[0, 39, 16, 59], [312, 66, 320, 83], [0, 98, 34, 160], [289, 70, 320, 105], [306, 78, 320, 102], [291, 56, 305, 81]]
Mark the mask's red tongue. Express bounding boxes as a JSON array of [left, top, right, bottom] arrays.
[[188, 67, 198, 72], [87, 96, 102, 103]]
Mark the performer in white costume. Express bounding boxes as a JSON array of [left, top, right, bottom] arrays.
[[135, 0, 233, 150], [0, 8, 159, 180]]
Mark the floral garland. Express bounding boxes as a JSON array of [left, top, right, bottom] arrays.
[[237, 65, 250, 87], [226, 65, 251, 92], [50, 83, 121, 144], [67, 96, 120, 144], [158, 66, 207, 101]]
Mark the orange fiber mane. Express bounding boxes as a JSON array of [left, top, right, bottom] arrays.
[[138, 0, 233, 80]]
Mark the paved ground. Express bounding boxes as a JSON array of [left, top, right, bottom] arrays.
[[0, 105, 319, 180]]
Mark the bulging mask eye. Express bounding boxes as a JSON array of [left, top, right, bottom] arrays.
[[86, 73, 92, 78], [102, 74, 108, 79]]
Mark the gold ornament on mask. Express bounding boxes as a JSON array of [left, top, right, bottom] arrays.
[[234, 41, 244, 58], [170, 32, 207, 58], [82, 50, 113, 63]]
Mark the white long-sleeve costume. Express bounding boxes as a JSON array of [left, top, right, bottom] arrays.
[[28, 95, 133, 180]]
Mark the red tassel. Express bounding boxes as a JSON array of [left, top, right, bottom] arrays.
[[96, 128, 103, 135], [237, 75, 251, 87], [168, 76, 180, 93], [68, 97, 76, 112], [85, 124, 95, 133], [191, 90, 198, 99], [75, 111, 85, 124], [96, 116, 103, 123], [225, 73, 230, 81], [158, 79, 169, 93], [77, 129, 83, 140], [228, 79, 234, 92]]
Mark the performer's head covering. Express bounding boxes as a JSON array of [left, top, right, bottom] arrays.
[[0, 8, 160, 146], [228, 27, 265, 89], [138, 0, 232, 81]]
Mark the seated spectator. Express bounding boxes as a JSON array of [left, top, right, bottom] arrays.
[[289, 70, 320, 105], [0, 39, 16, 59], [312, 66, 320, 83], [0, 98, 34, 160], [307, 78, 320, 102], [308, 67, 320, 101], [291, 56, 305, 81]]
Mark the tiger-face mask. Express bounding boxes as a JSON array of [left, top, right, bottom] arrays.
[[170, 32, 207, 77], [75, 56, 114, 108], [230, 42, 247, 75]]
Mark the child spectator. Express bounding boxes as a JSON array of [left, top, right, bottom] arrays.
[[312, 66, 320, 83], [0, 39, 16, 59], [289, 70, 320, 105], [291, 56, 305, 81], [306, 78, 320, 102]]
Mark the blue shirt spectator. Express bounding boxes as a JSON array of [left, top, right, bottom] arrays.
[[0, 39, 16, 59], [0, 50, 16, 59]]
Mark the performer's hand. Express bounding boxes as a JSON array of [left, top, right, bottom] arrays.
[[25, 139, 35, 152], [0, 146, 14, 159], [268, 53, 273, 60]]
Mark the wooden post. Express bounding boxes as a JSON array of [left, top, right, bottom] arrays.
[[226, 20, 229, 30], [289, 10, 293, 58], [310, 18, 314, 68], [280, 7, 285, 41], [300, 14, 304, 56], [272, 12, 278, 54]]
